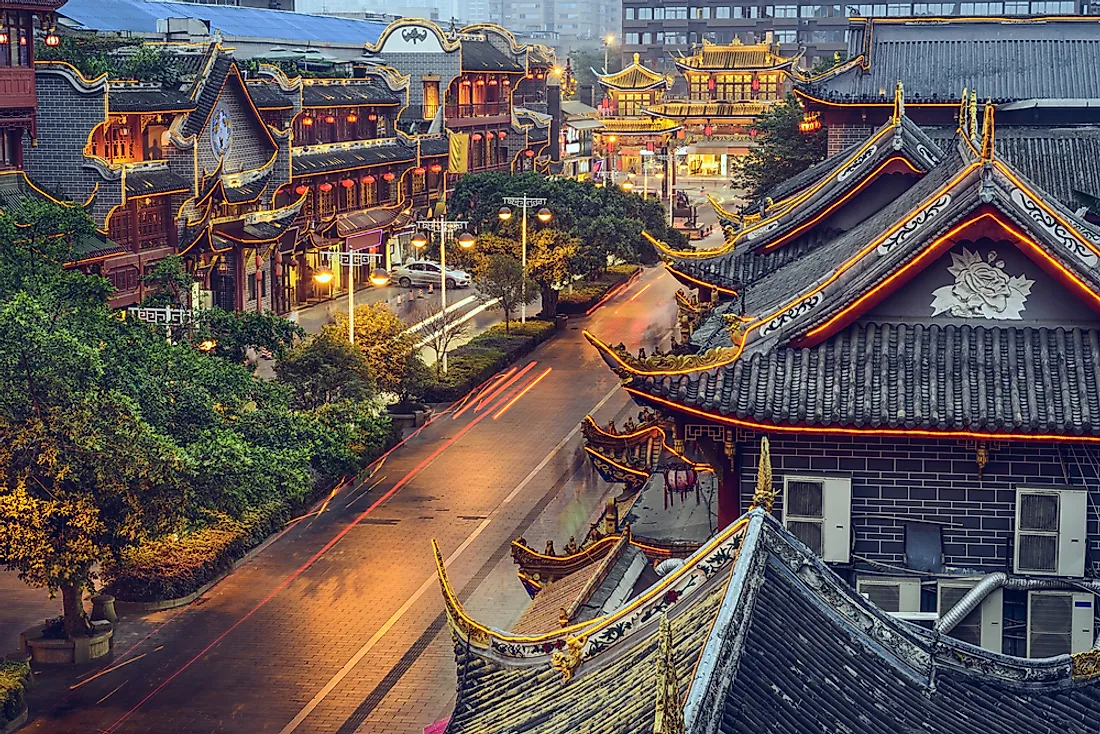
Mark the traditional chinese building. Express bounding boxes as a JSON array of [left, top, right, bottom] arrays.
[[798, 16, 1100, 156], [576, 88, 1100, 662], [593, 53, 682, 186], [438, 507, 1100, 733], [0, 0, 66, 168], [650, 38, 800, 178]]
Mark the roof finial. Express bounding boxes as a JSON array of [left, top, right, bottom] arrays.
[[653, 615, 685, 734], [892, 80, 904, 123], [958, 87, 969, 136], [634, 52, 640, 64], [980, 99, 995, 161], [969, 90, 978, 144], [751, 436, 776, 513]]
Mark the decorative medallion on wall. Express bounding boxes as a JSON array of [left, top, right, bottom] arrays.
[[210, 104, 232, 159], [930, 248, 1033, 320]]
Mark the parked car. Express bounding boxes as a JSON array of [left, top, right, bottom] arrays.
[[391, 260, 471, 290]]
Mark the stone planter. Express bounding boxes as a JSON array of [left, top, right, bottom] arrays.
[[1, 705, 28, 734], [20, 625, 112, 665], [91, 594, 117, 623], [387, 408, 431, 434]]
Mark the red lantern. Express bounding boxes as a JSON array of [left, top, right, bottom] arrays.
[[486, 131, 495, 139], [319, 182, 333, 192], [256, 270, 263, 282], [497, 130, 507, 139], [503, 78, 510, 86], [45, 32, 60, 48], [346, 113, 358, 123], [382, 172, 395, 181], [275, 264, 283, 278], [662, 465, 698, 509], [275, 251, 283, 264], [414, 166, 426, 175], [703, 124, 713, 136], [362, 174, 376, 184], [255, 254, 262, 268], [707, 77, 716, 91], [429, 163, 443, 173], [472, 133, 483, 141], [302, 116, 314, 126], [524, 149, 535, 158], [750, 127, 758, 138], [646, 141, 655, 152], [367, 113, 377, 121], [476, 78, 485, 86], [489, 78, 498, 86], [0, 32, 9, 45], [295, 185, 309, 196], [324, 115, 336, 124], [751, 76, 760, 92], [341, 179, 355, 188]]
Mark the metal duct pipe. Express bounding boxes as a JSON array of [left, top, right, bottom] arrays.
[[935, 573, 1100, 635], [655, 558, 685, 577]]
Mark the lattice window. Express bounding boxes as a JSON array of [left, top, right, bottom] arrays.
[[136, 201, 169, 250], [107, 208, 134, 249]]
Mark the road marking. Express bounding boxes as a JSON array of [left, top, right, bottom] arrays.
[[414, 298, 500, 349], [278, 382, 623, 734]]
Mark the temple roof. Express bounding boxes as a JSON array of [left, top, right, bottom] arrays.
[[674, 39, 800, 73], [644, 101, 771, 120], [443, 508, 1100, 733], [291, 141, 415, 176], [109, 87, 198, 113], [461, 39, 524, 73], [245, 80, 294, 110], [301, 78, 402, 107], [799, 17, 1100, 105], [124, 167, 192, 198], [596, 52, 670, 92], [598, 117, 683, 136]]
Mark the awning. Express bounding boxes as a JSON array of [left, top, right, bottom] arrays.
[[566, 117, 606, 132], [347, 230, 382, 251]]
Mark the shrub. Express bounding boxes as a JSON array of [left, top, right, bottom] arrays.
[[0, 660, 30, 726], [557, 265, 642, 314], [419, 320, 557, 403], [105, 502, 289, 603]]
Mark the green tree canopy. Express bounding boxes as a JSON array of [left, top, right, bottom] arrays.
[[474, 253, 538, 333], [732, 93, 827, 202]]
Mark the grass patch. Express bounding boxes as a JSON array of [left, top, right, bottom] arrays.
[[0, 661, 30, 727], [420, 320, 557, 403]]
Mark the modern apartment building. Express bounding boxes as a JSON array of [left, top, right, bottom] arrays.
[[620, 0, 1086, 72]]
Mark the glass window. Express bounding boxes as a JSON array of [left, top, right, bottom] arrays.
[[774, 29, 797, 42], [1005, 0, 1028, 10], [886, 2, 912, 13], [653, 6, 665, 17], [691, 5, 711, 16], [716, 5, 732, 16], [775, 4, 798, 16], [639, 7, 653, 18], [625, 6, 635, 18], [626, 32, 641, 44]]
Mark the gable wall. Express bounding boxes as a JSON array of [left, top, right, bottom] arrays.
[[196, 74, 274, 176]]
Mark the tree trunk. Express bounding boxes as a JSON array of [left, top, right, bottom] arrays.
[[540, 285, 559, 318], [60, 581, 91, 638]]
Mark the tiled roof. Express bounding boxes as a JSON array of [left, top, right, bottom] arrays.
[[58, 0, 387, 45], [512, 560, 610, 635], [461, 39, 523, 73], [245, 81, 294, 110], [446, 575, 728, 733], [637, 321, 1100, 437], [597, 53, 669, 91], [335, 206, 406, 237], [418, 136, 450, 156], [292, 142, 414, 176], [109, 88, 197, 113], [301, 80, 401, 108], [694, 512, 1100, 734], [598, 117, 683, 135], [124, 168, 192, 197], [802, 18, 1100, 104], [646, 101, 771, 119], [223, 175, 268, 204], [182, 53, 232, 138], [675, 41, 796, 71], [993, 127, 1100, 210]]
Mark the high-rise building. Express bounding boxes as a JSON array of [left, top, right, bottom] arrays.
[[179, 0, 296, 11], [620, 1, 1086, 73]]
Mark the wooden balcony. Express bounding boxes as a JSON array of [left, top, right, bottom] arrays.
[[0, 67, 36, 111]]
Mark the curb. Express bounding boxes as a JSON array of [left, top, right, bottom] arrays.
[[1, 706, 27, 734]]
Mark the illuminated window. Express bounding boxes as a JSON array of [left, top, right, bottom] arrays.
[[423, 80, 440, 120]]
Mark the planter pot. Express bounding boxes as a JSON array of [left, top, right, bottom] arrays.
[[20, 626, 112, 665]]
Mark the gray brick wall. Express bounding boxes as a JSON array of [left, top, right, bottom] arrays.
[[197, 77, 276, 176], [381, 53, 460, 108], [738, 434, 1100, 575], [827, 123, 873, 157]]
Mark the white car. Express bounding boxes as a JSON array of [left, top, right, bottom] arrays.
[[392, 260, 471, 290]]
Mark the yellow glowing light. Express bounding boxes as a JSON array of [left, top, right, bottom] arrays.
[[369, 268, 391, 287], [313, 270, 334, 285], [537, 207, 551, 223]]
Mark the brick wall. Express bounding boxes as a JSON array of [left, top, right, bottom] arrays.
[[738, 433, 1100, 575], [197, 79, 275, 175], [380, 53, 461, 108], [826, 123, 873, 157]]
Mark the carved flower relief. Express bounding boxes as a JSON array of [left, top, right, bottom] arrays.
[[930, 248, 1034, 320]]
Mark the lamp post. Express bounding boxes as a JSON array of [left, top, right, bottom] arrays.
[[411, 218, 475, 373], [316, 249, 391, 344], [499, 195, 551, 325], [603, 34, 615, 73]]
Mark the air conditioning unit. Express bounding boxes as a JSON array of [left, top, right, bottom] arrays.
[[937, 580, 1003, 652], [783, 475, 851, 563], [1026, 591, 1094, 658], [856, 576, 921, 614], [1014, 488, 1086, 576]]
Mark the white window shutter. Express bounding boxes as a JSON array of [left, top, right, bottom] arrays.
[[1057, 490, 1087, 577], [822, 477, 852, 563]]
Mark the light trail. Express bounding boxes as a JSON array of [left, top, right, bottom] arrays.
[[492, 367, 552, 420]]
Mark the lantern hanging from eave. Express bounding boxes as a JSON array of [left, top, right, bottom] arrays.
[[489, 78, 498, 86], [751, 76, 761, 92], [302, 116, 314, 126], [295, 185, 309, 196], [498, 130, 507, 139], [362, 174, 376, 184], [382, 171, 396, 181], [502, 78, 510, 86], [662, 465, 698, 509], [414, 166, 426, 175], [341, 179, 355, 188], [703, 124, 713, 136], [325, 114, 336, 124], [524, 149, 535, 158], [346, 113, 358, 123], [472, 133, 483, 141], [429, 163, 443, 173], [367, 113, 377, 121], [319, 182, 333, 192]]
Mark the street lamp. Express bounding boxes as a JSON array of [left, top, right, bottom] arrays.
[[413, 215, 475, 373], [317, 249, 388, 344], [501, 194, 551, 324], [603, 34, 615, 73], [622, 180, 635, 192]]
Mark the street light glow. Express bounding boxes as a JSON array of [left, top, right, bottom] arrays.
[[411, 230, 429, 249], [622, 180, 634, 191], [498, 206, 513, 221], [313, 269, 334, 284], [457, 231, 476, 248], [369, 268, 391, 287], [537, 207, 552, 223], [605, 34, 615, 45]]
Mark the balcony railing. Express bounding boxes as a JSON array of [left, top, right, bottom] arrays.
[[0, 66, 36, 110], [445, 102, 507, 119]]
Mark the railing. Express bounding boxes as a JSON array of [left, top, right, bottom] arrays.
[[0, 66, 35, 109], [445, 102, 507, 119]]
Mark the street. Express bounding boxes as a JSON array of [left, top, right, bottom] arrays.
[[6, 265, 681, 734]]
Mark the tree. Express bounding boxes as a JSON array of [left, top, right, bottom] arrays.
[[324, 303, 418, 396], [732, 93, 827, 201], [275, 332, 374, 410], [412, 302, 470, 376], [528, 229, 582, 318], [474, 254, 537, 334], [192, 308, 303, 364], [811, 51, 848, 76], [140, 255, 196, 309]]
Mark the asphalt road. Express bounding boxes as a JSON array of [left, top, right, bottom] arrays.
[[14, 264, 681, 734]]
